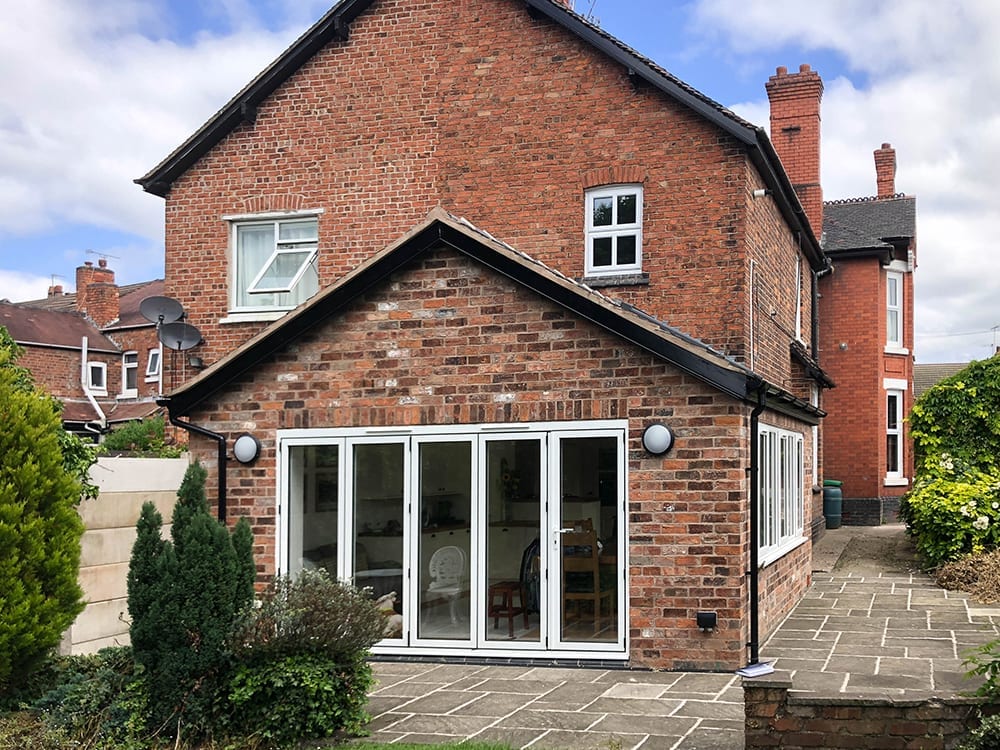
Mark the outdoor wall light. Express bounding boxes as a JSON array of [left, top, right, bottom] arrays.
[[233, 433, 261, 464], [697, 611, 717, 632], [641, 423, 674, 455]]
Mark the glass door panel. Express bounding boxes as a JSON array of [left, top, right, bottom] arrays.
[[287, 445, 340, 576], [352, 442, 406, 641], [416, 441, 473, 641], [484, 439, 542, 643], [557, 436, 619, 645]]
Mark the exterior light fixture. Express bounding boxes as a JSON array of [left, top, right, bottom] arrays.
[[233, 433, 261, 464], [641, 423, 674, 455]]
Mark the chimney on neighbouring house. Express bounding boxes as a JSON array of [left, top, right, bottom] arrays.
[[765, 63, 824, 236], [552, 0, 573, 8], [874, 142, 896, 198], [75, 258, 119, 327], [47, 284, 64, 297]]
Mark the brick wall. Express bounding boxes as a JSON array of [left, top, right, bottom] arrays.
[[19, 343, 120, 405], [745, 674, 983, 749], [177, 247, 820, 671], [105, 326, 163, 399], [161, 0, 810, 402]]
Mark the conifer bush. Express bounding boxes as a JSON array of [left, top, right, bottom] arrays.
[[0, 327, 86, 696]]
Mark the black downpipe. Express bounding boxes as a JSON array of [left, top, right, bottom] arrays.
[[747, 382, 768, 665], [167, 410, 228, 524]]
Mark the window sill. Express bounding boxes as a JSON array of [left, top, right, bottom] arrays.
[[760, 535, 808, 568], [580, 273, 650, 288], [118, 391, 138, 400], [884, 346, 909, 356], [144, 376, 160, 383], [220, 310, 290, 324], [884, 477, 909, 487]]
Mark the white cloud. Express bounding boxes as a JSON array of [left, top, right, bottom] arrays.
[[695, 0, 1000, 363], [0, 270, 52, 303]]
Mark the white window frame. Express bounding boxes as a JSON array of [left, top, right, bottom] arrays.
[[886, 269, 904, 351], [884, 378, 908, 485], [795, 257, 803, 342], [584, 185, 643, 276], [145, 347, 161, 381], [120, 351, 138, 398], [225, 211, 321, 316], [87, 361, 107, 395], [758, 424, 805, 565]]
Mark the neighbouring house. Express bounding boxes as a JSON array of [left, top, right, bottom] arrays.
[[818, 143, 918, 525], [1, 259, 165, 436], [913, 362, 968, 399], [133, 0, 909, 670]]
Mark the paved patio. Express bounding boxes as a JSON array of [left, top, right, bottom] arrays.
[[357, 526, 1000, 749]]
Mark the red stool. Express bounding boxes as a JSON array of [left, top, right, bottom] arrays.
[[487, 581, 528, 638]]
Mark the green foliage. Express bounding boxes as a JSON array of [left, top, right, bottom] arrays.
[[957, 712, 1000, 750], [0, 329, 86, 696], [126, 461, 254, 741], [228, 654, 374, 747], [225, 570, 386, 745], [98, 415, 185, 458]]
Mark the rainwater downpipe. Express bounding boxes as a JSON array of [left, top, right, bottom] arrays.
[[747, 381, 767, 665], [812, 258, 833, 359], [80, 336, 107, 433], [165, 407, 228, 524]]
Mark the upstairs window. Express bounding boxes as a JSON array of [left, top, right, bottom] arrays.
[[585, 185, 642, 276], [145, 348, 161, 381], [886, 270, 903, 348], [232, 216, 319, 311], [87, 362, 107, 395], [121, 351, 138, 397]]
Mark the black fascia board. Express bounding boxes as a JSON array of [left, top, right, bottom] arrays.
[[169, 219, 756, 414], [135, 0, 376, 197]]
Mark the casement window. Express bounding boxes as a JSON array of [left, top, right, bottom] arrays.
[[585, 185, 642, 276], [121, 351, 138, 397], [87, 362, 107, 395], [795, 257, 803, 342], [145, 347, 161, 381], [758, 424, 804, 562], [886, 389, 904, 480], [886, 270, 903, 348], [231, 216, 319, 311]]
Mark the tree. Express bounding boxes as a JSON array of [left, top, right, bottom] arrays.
[[127, 461, 255, 738], [0, 327, 85, 694]]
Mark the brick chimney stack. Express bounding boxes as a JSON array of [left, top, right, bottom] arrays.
[[874, 142, 896, 198], [47, 284, 64, 297], [75, 258, 119, 327], [765, 63, 824, 236], [552, 0, 573, 8]]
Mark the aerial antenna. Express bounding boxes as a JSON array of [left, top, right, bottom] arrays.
[[584, 0, 599, 24], [85, 249, 121, 262]]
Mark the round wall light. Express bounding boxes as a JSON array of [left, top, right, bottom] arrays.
[[642, 423, 674, 455], [233, 433, 261, 464]]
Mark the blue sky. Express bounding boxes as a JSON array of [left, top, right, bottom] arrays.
[[2, 0, 998, 363]]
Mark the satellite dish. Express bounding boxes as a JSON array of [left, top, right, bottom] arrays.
[[158, 322, 202, 351], [140, 295, 184, 325]]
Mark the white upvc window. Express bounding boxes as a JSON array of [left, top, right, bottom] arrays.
[[886, 270, 903, 348], [758, 424, 805, 563], [231, 215, 319, 312], [87, 362, 107, 395], [886, 389, 904, 481], [795, 257, 803, 342], [145, 347, 161, 381], [585, 185, 642, 276], [121, 351, 138, 397]]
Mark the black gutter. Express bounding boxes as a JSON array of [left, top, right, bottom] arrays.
[[162, 403, 228, 524], [746, 382, 768, 666]]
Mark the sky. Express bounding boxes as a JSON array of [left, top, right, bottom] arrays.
[[1, 0, 998, 364]]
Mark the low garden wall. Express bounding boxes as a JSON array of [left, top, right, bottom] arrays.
[[744, 674, 983, 749], [60, 455, 189, 654]]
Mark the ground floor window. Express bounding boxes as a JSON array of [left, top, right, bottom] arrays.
[[758, 424, 804, 561], [886, 390, 903, 478], [277, 421, 628, 659]]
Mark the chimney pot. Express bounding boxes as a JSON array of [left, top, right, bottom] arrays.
[[776, 65, 787, 76], [799, 63, 811, 73], [98, 258, 107, 268]]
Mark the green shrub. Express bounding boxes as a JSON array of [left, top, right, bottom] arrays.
[[958, 712, 1000, 750], [225, 569, 386, 745], [98, 415, 185, 458], [127, 461, 254, 741], [0, 327, 86, 696], [899, 462, 1000, 568]]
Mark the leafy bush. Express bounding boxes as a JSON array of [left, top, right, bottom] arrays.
[[0, 326, 86, 696], [225, 569, 386, 745], [958, 712, 1000, 750], [98, 415, 185, 457], [127, 461, 254, 741]]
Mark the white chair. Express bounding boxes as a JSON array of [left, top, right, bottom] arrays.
[[427, 546, 467, 624]]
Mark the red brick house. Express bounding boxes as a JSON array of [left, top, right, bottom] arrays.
[[1, 260, 165, 435], [137, 0, 836, 670], [818, 144, 917, 524]]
